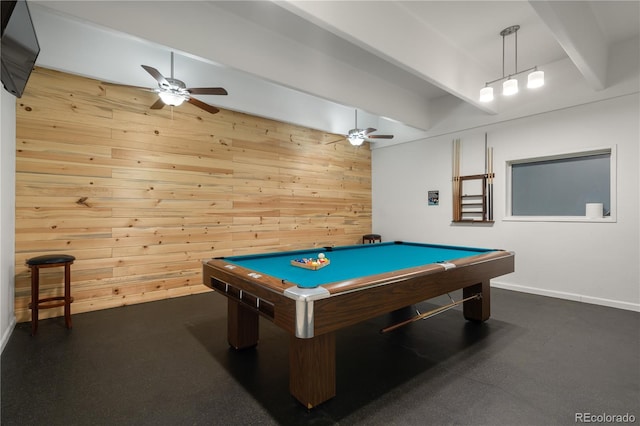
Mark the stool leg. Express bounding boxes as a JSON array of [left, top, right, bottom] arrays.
[[30, 265, 38, 336], [64, 262, 72, 329]]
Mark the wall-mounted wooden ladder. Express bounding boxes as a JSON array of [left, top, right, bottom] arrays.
[[454, 174, 492, 222], [452, 137, 494, 223]]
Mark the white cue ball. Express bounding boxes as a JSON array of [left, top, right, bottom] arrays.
[[318, 253, 325, 259]]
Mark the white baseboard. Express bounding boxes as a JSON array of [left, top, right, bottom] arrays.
[[491, 280, 640, 312], [1, 316, 16, 354]]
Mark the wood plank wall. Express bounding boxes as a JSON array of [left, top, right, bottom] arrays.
[[14, 67, 372, 322]]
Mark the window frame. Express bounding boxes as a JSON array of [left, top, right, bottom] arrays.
[[504, 146, 617, 223]]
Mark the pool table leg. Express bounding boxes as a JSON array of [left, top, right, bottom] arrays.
[[289, 332, 336, 409], [227, 299, 259, 349], [463, 280, 490, 322]]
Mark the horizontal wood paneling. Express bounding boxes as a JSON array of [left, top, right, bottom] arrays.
[[14, 67, 372, 322]]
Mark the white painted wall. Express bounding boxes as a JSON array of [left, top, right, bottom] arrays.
[[373, 94, 639, 311], [1, 89, 17, 352]]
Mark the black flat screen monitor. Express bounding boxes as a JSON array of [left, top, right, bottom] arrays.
[[1, 0, 40, 98]]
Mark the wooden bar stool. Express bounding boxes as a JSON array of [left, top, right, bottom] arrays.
[[26, 254, 75, 335], [362, 234, 382, 244]]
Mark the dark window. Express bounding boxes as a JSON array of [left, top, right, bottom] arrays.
[[511, 152, 611, 216]]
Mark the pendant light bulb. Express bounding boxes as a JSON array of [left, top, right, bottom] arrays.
[[479, 86, 494, 102], [527, 70, 545, 89], [503, 78, 518, 96]]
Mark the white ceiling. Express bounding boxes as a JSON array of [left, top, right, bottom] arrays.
[[26, 1, 640, 148]]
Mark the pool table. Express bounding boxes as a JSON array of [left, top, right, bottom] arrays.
[[202, 241, 514, 408]]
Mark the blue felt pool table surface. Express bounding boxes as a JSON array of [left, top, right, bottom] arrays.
[[222, 241, 498, 288]]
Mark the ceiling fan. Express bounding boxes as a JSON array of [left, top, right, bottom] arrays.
[[120, 52, 228, 114], [331, 110, 394, 146]]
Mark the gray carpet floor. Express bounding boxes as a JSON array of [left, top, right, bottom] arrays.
[[2, 288, 638, 425]]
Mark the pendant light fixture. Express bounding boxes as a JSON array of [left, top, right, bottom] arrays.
[[479, 25, 544, 102]]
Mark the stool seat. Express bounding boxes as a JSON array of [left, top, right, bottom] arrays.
[[27, 254, 76, 266], [363, 234, 382, 244], [26, 254, 75, 335]]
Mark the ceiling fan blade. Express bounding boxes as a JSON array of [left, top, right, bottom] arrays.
[[141, 65, 170, 87], [187, 97, 220, 114], [187, 87, 228, 96], [363, 128, 377, 135], [367, 134, 394, 139], [150, 98, 166, 110]]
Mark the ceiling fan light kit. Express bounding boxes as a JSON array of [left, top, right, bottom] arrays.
[[347, 132, 365, 146], [479, 24, 544, 103], [158, 90, 185, 106]]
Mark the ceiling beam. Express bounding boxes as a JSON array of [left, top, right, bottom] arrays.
[[529, 0, 608, 90], [277, 0, 497, 115]]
